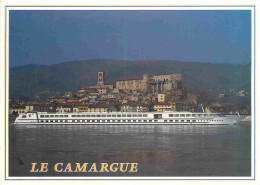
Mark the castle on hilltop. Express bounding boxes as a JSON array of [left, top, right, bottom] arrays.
[[92, 71, 182, 94]]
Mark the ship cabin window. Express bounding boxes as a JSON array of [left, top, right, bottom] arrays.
[[143, 114, 148, 117], [186, 114, 191, 117], [55, 115, 59, 117], [138, 114, 142, 117], [193, 114, 197, 117], [187, 120, 190, 122], [204, 114, 209, 117], [117, 114, 121, 117], [112, 115, 116, 117], [175, 114, 180, 117], [154, 114, 162, 119], [50, 115, 54, 118], [192, 120, 196, 122], [96, 115, 101, 117], [169, 114, 173, 117], [45, 115, 49, 118], [198, 114, 203, 117], [22, 115, 26, 118], [122, 114, 126, 117], [65, 115, 69, 118], [132, 114, 137, 117], [60, 115, 64, 117], [181, 120, 184, 122], [127, 114, 131, 117], [107, 115, 111, 117], [40, 115, 44, 118], [101, 115, 106, 117], [180, 114, 185, 117], [72, 115, 76, 117]]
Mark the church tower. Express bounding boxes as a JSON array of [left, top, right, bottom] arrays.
[[97, 71, 104, 86]]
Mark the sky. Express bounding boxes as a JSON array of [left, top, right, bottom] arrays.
[[9, 10, 251, 66]]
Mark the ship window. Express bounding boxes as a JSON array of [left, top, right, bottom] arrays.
[[127, 114, 131, 117], [186, 114, 191, 117], [40, 115, 44, 118], [180, 114, 185, 117], [181, 120, 184, 122], [101, 115, 106, 117], [107, 115, 111, 117], [77, 115, 80, 117], [45, 115, 49, 118], [96, 115, 101, 117], [132, 114, 137, 117], [72, 115, 76, 117], [55, 115, 59, 117], [112, 115, 116, 117], [187, 120, 190, 122], [164, 120, 167, 122], [138, 114, 142, 117], [122, 114, 126, 117], [192, 120, 196, 122], [143, 114, 148, 117], [169, 114, 173, 117], [175, 120, 179, 122], [117, 114, 122, 117], [60, 115, 64, 117], [22, 115, 26, 118], [50, 115, 54, 118], [92, 115, 96, 117], [175, 114, 180, 117]]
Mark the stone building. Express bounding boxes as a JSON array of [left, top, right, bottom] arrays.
[[158, 94, 165, 103], [116, 73, 182, 94], [89, 71, 114, 90], [143, 73, 182, 94], [116, 79, 146, 92], [97, 71, 104, 86]]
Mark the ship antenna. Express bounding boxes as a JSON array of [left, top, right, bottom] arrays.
[[201, 104, 205, 113]]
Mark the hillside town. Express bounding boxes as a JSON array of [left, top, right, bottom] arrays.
[[9, 71, 250, 116]]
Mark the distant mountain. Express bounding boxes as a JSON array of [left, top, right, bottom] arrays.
[[10, 64, 47, 78], [9, 59, 251, 100]]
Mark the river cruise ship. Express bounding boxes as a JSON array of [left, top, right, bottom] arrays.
[[14, 111, 244, 125]]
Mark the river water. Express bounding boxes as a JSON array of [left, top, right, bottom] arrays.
[[9, 122, 251, 177]]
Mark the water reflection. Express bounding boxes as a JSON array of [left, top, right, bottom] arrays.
[[9, 123, 251, 176]]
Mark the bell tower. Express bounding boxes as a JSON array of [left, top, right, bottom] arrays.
[[97, 71, 104, 86]]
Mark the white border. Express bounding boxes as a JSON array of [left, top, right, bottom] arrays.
[[3, 6, 255, 181]]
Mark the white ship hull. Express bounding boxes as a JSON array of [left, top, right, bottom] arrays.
[[14, 112, 245, 125]]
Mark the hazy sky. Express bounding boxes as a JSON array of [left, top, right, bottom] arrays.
[[10, 10, 251, 66]]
